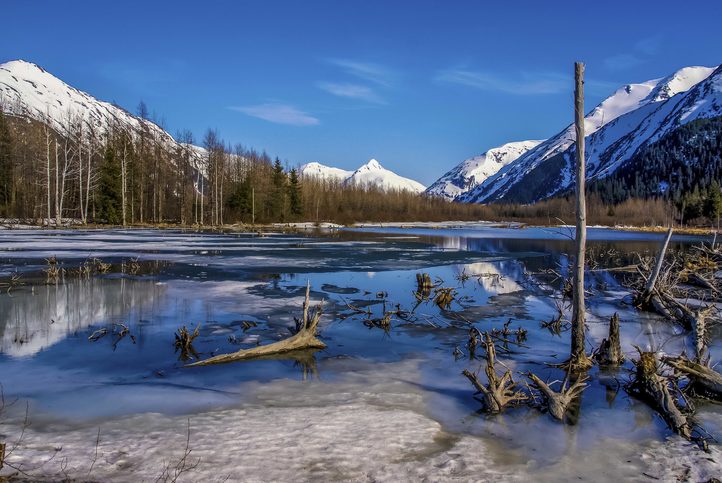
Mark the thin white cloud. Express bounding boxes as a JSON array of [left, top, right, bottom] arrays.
[[229, 103, 319, 126], [604, 35, 664, 71], [635, 36, 662, 56], [317, 82, 385, 104], [436, 69, 568, 95], [604, 53, 643, 71], [326, 59, 395, 86]]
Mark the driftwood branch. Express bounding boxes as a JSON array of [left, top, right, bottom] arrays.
[[527, 371, 588, 421], [629, 350, 692, 440], [187, 282, 325, 366], [462, 333, 526, 412], [662, 354, 722, 399]]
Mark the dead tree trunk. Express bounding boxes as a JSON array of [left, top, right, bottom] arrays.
[[593, 312, 624, 366], [629, 350, 692, 439], [527, 371, 588, 421], [570, 61, 590, 369], [636, 227, 673, 307], [187, 282, 325, 366], [663, 355, 722, 399], [462, 332, 526, 412]]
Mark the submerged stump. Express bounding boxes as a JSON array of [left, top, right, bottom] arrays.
[[593, 313, 624, 366]]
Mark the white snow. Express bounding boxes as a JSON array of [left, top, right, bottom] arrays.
[[426, 140, 543, 200], [3, 358, 720, 482], [459, 65, 719, 204], [0, 60, 208, 175], [300, 159, 426, 193], [344, 159, 426, 193], [299, 162, 353, 182]]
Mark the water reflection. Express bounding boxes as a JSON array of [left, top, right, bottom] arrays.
[[0, 278, 166, 357]]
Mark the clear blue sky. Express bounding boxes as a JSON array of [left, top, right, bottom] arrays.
[[2, 0, 721, 184]]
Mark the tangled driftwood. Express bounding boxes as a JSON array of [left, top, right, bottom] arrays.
[[628, 350, 692, 440], [187, 282, 324, 366], [462, 333, 526, 412], [527, 371, 588, 421], [663, 354, 722, 399]]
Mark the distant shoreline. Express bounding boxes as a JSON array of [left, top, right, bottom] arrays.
[[0, 218, 716, 237]]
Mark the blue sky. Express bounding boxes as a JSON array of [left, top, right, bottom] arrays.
[[3, 0, 722, 184]]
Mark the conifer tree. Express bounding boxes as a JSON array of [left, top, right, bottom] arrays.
[[288, 168, 303, 217], [97, 140, 123, 224]]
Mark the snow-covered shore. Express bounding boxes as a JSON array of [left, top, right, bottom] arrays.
[[3, 358, 719, 482]]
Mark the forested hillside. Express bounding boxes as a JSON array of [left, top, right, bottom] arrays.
[[590, 116, 722, 224], [0, 105, 497, 225]]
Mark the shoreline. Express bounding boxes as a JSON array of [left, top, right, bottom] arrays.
[[1, 219, 716, 237]]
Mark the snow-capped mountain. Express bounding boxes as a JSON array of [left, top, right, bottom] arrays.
[[301, 159, 426, 193], [0, 59, 205, 171], [426, 140, 543, 200], [459, 65, 719, 204], [300, 162, 353, 182], [345, 159, 426, 193]]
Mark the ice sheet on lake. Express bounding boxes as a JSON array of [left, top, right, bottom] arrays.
[[3, 358, 719, 482]]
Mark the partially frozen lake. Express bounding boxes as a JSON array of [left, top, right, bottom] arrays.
[[0, 227, 719, 481]]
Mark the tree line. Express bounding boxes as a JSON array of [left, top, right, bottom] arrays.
[[0, 100, 494, 226], [0, 99, 718, 228]]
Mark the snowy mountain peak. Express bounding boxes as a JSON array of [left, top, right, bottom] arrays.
[[426, 140, 543, 200], [346, 159, 425, 193], [0, 59, 208, 176], [301, 158, 425, 193], [649, 65, 717, 102], [299, 162, 353, 182], [359, 158, 383, 170], [458, 63, 719, 204]]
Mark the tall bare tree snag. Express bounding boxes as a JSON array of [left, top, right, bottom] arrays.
[[187, 282, 325, 366], [570, 61, 591, 369], [462, 333, 526, 412], [527, 371, 588, 421]]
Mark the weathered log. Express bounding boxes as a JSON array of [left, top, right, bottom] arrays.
[[187, 282, 325, 366], [662, 355, 722, 399], [462, 333, 526, 412], [636, 228, 674, 307], [629, 350, 692, 440], [527, 371, 588, 421], [593, 313, 624, 366]]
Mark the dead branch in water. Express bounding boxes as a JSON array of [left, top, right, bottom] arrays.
[[662, 354, 722, 399], [627, 349, 692, 440], [462, 333, 526, 412], [175, 325, 200, 361], [187, 282, 325, 366], [433, 287, 457, 310], [527, 371, 588, 421]]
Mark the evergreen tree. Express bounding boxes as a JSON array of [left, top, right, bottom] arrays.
[[288, 168, 303, 217], [227, 177, 253, 219], [705, 180, 722, 228], [97, 141, 123, 224], [268, 158, 287, 220]]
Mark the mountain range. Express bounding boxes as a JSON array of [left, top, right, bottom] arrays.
[[434, 64, 721, 204], [300, 159, 426, 193], [2, 59, 721, 206]]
